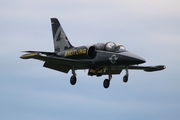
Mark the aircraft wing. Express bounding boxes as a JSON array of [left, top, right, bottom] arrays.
[[20, 51, 92, 64], [128, 65, 166, 72], [20, 51, 93, 73], [20, 51, 165, 73], [113, 65, 166, 72]]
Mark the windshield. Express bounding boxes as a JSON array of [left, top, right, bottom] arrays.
[[119, 45, 126, 51]]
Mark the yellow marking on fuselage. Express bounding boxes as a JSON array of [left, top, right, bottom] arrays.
[[89, 69, 103, 74], [64, 48, 87, 57]]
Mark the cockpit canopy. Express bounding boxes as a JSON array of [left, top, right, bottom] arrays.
[[95, 42, 126, 52]]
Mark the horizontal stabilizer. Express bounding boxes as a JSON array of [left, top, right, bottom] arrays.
[[22, 50, 55, 55], [20, 51, 56, 59], [20, 53, 39, 59]]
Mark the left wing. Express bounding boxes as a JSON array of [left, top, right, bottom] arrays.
[[20, 51, 93, 73], [20, 51, 92, 64]]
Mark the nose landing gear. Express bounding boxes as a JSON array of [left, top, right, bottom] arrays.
[[123, 67, 129, 83], [103, 67, 129, 89]]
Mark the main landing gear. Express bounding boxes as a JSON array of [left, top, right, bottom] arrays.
[[70, 69, 77, 85], [69, 67, 129, 88], [103, 74, 112, 88]]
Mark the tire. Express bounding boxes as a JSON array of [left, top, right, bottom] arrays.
[[103, 79, 110, 88], [70, 76, 77, 85], [123, 75, 128, 83]]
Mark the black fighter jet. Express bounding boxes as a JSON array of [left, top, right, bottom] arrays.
[[20, 18, 166, 88]]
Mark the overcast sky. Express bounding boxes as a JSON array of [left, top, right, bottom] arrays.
[[0, 0, 180, 120]]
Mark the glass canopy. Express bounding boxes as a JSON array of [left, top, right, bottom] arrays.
[[95, 42, 126, 52]]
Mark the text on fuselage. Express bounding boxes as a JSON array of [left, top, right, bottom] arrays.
[[64, 48, 87, 57]]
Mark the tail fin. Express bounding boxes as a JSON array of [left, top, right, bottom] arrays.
[[51, 18, 74, 52]]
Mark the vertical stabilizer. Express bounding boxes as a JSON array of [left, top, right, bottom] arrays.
[[51, 18, 74, 52]]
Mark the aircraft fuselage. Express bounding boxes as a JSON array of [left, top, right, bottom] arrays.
[[56, 45, 146, 67], [20, 18, 165, 89]]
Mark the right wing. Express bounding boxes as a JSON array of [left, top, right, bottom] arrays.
[[128, 65, 166, 72], [112, 65, 166, 72]]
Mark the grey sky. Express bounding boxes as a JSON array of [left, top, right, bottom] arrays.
[[0, 0, 180, 120]]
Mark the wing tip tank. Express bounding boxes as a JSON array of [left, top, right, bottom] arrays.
[[144, 65, 166, 72]]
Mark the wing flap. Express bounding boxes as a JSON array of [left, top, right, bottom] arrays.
[[43, 62, 70, 73]]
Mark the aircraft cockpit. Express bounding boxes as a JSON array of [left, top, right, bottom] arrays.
[[95, 42, 126, 52]]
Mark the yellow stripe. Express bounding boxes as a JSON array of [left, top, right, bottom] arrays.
[[20, 53, 39, 59]]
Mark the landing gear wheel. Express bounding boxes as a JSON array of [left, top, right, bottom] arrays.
[[123, 75, 128, 83], [103, 79, 110, 88], [70, 75, 77, 85]]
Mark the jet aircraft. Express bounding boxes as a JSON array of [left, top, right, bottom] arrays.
[[20, 18, 166, 88]]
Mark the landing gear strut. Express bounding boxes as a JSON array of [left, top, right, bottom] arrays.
[[123, 67, 129, 83], [103, 70, 112, 89], [70, 68, 77, 85]]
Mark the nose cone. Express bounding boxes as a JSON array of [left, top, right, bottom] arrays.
[[120, 52, 146, 64]]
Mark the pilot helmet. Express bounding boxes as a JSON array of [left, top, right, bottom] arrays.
[[105, 42, 116, 52]]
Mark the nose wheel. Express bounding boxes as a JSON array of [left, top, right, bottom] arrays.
[[123, 67, 129, 83], [123, 75, 128, 82]]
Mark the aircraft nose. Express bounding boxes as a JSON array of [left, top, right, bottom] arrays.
[[136, 56, 146, 64], [120, 52, 146, 64]]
